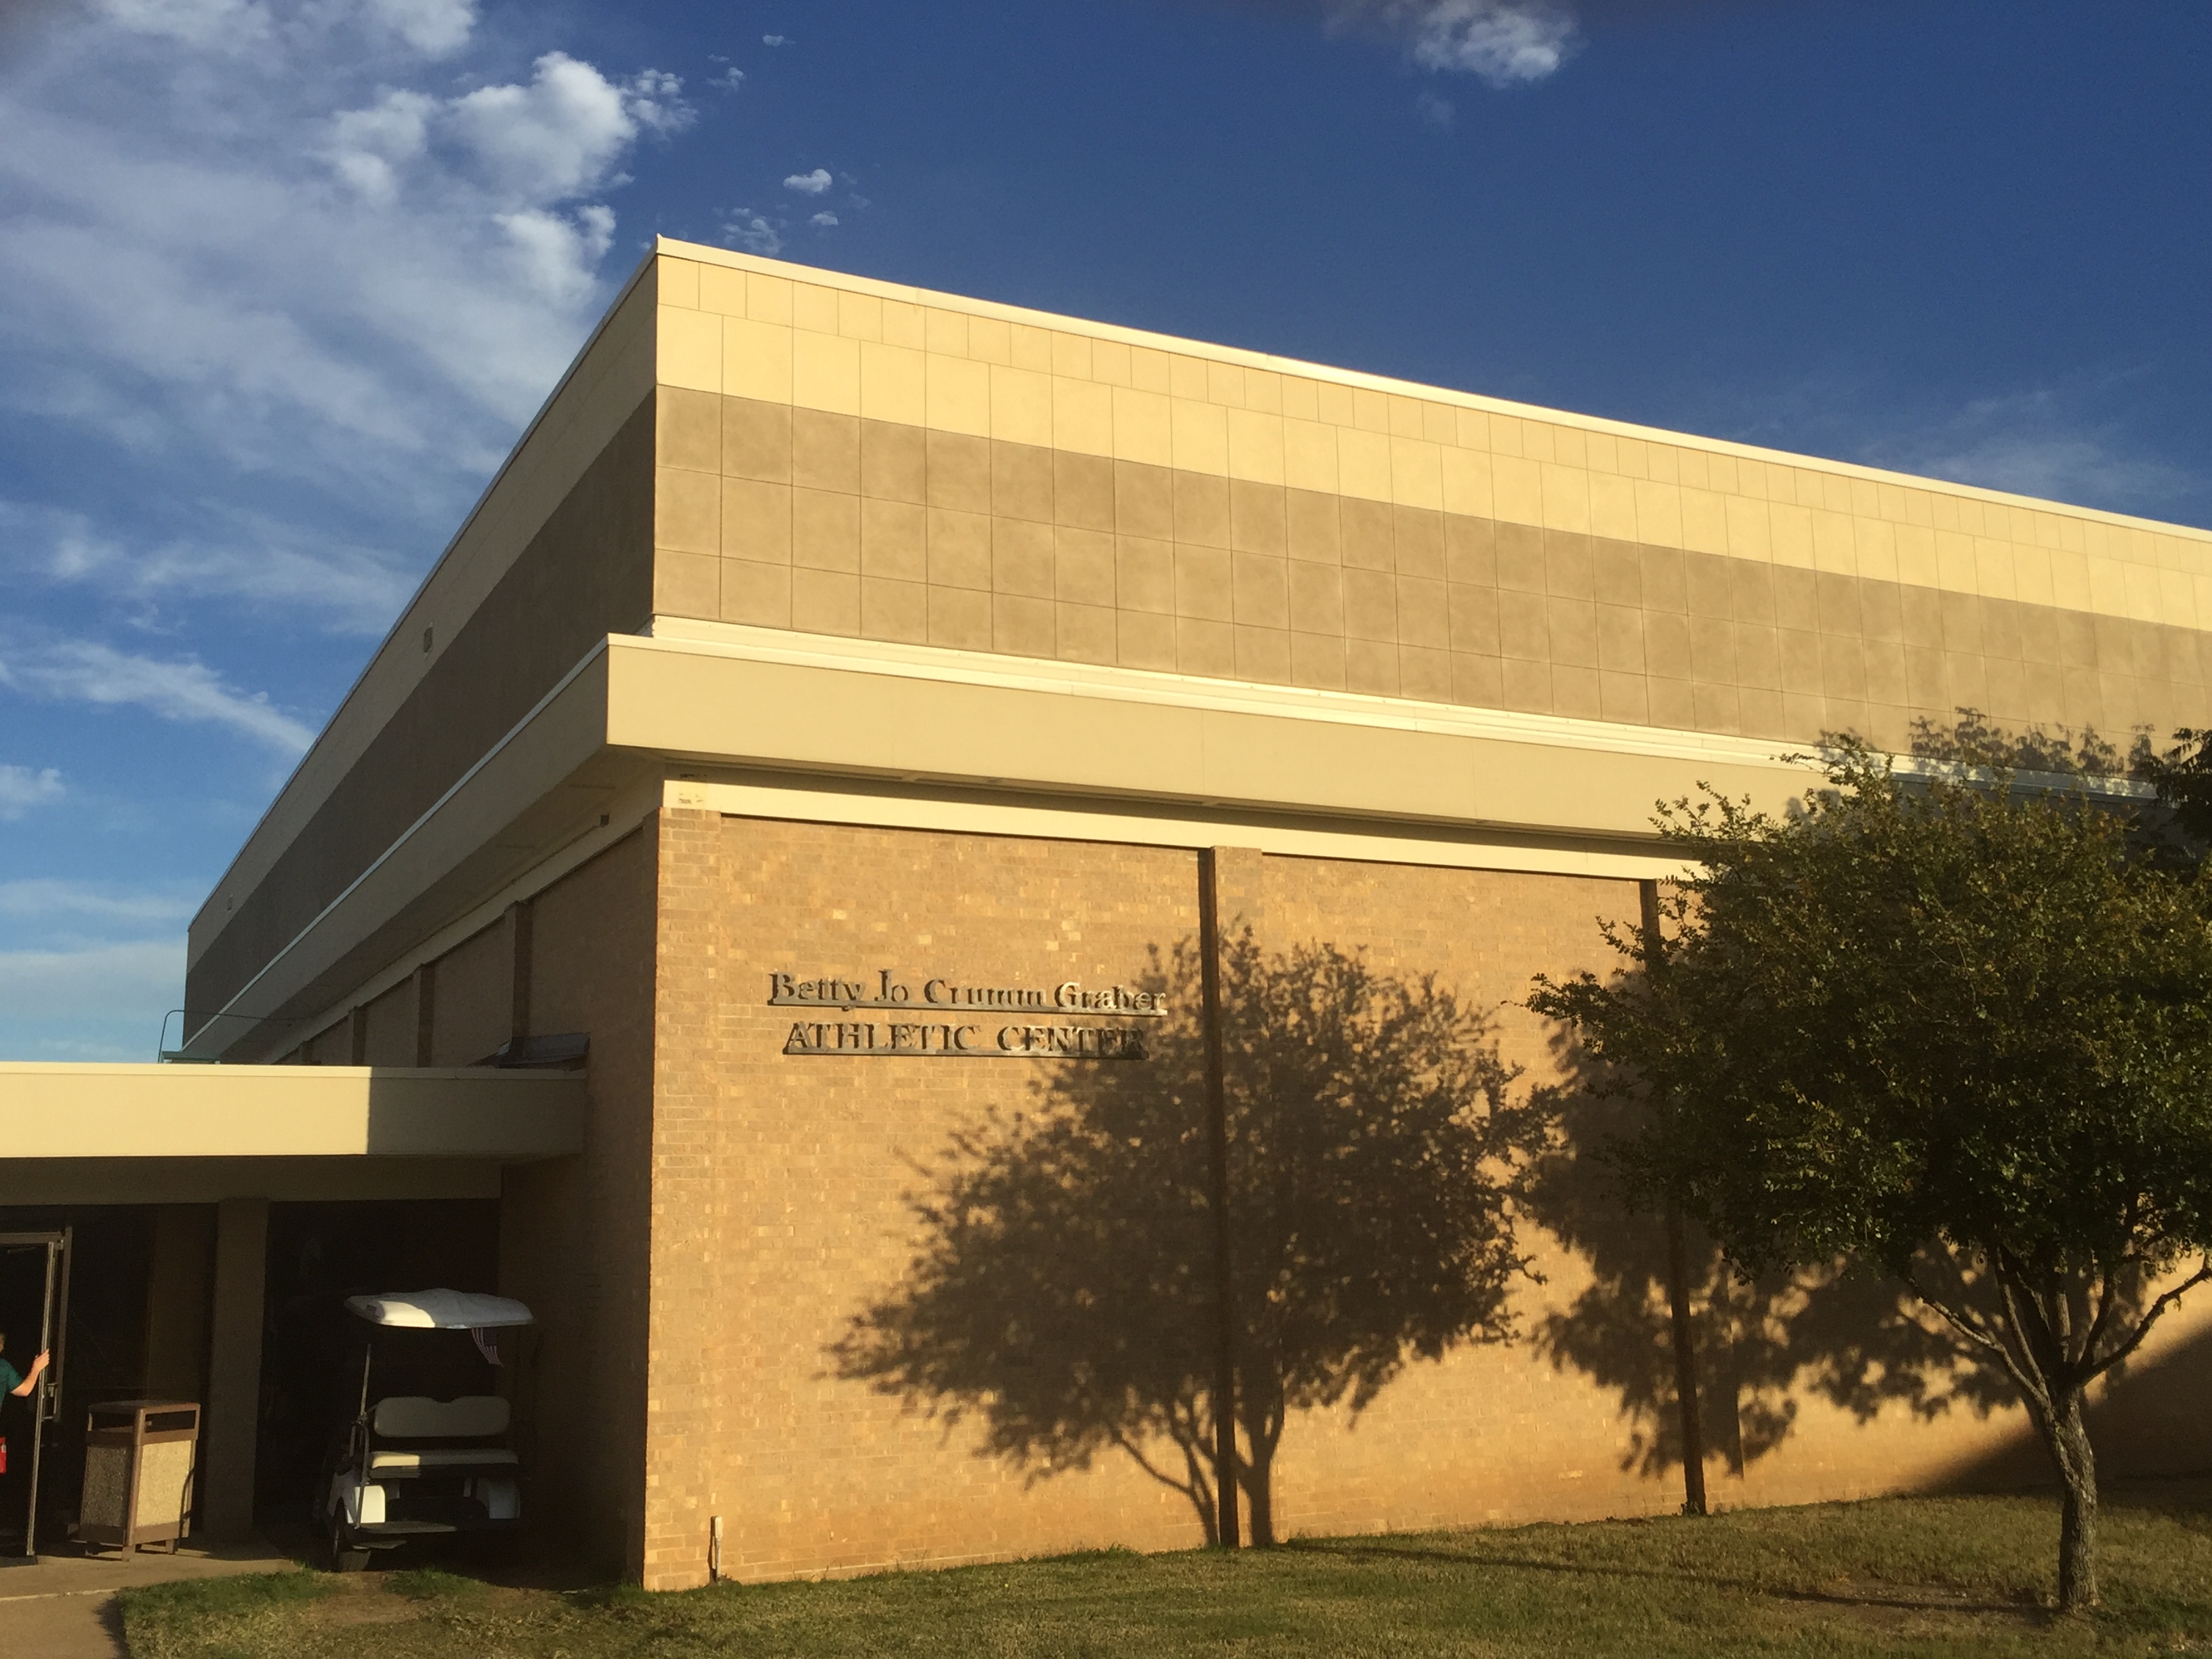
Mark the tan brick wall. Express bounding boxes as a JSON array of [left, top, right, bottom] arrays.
[[643, 813, 1209, 1586], [637, 818, 2212, 1588]]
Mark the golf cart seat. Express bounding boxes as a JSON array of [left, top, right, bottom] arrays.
[[368, 1448, 520, 1471], [366, 1394, 517, 1473]]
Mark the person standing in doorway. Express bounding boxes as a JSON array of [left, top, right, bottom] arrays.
[[0, 1336, 47, 1401]]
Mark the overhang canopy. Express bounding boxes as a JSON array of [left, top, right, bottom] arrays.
[[0, 1064, 585, 1161]]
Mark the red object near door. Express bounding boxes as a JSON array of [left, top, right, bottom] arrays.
[[1, 1436, 9, 1475]]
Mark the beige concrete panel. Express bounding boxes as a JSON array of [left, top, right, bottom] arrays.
[[1054, 527, 1115, 607], [1054, 450, 1115, 531], [862, 417, 926, 503], [1117, 609, 1177, 672], [793, 569, 861, 636]]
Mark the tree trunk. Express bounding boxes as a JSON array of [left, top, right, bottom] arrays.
[[1663, 1201, 1708, 1516], [2048, 1389, 2099, 1612], [1242, 1435, 1277, 1547]]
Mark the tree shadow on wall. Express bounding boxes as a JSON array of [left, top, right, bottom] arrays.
[[829, 934, 1550, 1544], [1527, 709, 2184, 1490], [1907, 706, 2152, 781], [1523, 1042, 2020, 1490]]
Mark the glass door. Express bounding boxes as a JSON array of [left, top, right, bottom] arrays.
[[0, 1231, 69, 1556]]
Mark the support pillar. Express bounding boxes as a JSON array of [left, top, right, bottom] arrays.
[[1198, 846, 1264, 1549], [141, 1205, 216, 1404], [203, 1196, 269, 1541], [413, 959, 437, 1066]]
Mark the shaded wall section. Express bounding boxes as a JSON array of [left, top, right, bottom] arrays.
[[498, 825, 659, 1578], [188, 394, 657, 1040]]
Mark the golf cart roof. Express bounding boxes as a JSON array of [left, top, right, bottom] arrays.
[[344, 1289, 534, 1329]]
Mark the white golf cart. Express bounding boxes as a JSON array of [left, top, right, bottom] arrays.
[[320, 1288, 531, 1572]]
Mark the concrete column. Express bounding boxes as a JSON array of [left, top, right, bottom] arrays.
[[202, 1196, 269, 1541], [413, 960, 437, 1066], [508, 899, 535, 1055], [141, 1206, 216, 1404]]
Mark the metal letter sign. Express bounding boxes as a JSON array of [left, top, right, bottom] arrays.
[[770, 968, 1162, 1059]]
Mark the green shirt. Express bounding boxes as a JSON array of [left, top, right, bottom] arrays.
[[0, 1360, 20, 1395]]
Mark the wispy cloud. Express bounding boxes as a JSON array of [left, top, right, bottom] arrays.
[[1330, 0, 1580, 87], [1716, 375, 2208, 527], [1871, 391, 2204, 514], [0, 939, 181, 1025], [0, 0, 697, 630], [783, 167, 831, 194], [722, 207, 783, 255], [0, 878, 197, 924], [0, 764, 64, 819], [1, 639, 316, 753], [2, 497, 418, 634], [810, 210, 838, 228]]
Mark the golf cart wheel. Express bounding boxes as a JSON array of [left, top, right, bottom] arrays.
[[328, 1515, 370, 1574]]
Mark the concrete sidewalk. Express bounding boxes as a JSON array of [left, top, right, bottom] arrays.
[[0, 1542, 298, 1658]]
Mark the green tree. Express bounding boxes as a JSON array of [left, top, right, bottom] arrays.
[[833, 935, 1543, 1544], [1528, 743, 2212, 1611]]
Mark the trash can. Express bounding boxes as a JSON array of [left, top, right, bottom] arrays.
[[77, 1401, 199, 1553]]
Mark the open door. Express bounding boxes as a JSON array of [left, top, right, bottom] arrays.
[[0, 1231, 70, 1557]]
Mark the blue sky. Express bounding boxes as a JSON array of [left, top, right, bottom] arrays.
[[2, 0, 2208, 1059]]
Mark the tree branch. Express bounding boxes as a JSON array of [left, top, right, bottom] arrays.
[[1900, 1269, 2043, 1408], [2085, 1256, 2212, 1384], [1990, 1249, 2064, 1404]]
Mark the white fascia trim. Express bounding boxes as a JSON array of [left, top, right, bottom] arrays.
[[640, 615, 1809, 775], [667, 776, 1693, 884]]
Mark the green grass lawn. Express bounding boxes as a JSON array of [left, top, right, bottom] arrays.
[[119, 1489, 2212, 1658]]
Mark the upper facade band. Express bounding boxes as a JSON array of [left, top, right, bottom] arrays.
[[185, 238, 2212, 1047], [648, 237, 2212, 761]]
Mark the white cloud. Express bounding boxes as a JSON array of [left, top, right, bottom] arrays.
[[0, 3, 697, 631], [360, 0, 473, 56], [723, 208, 783, 255], [783, 167, 831, 194], [0, 939, 181, 1024], [1881, 392, 2200, 510], [1, 640, 316, 754], [0, 765, 64, 820], [2, 497, 419, 633], [762, 33, 790, 46], [1349, 1, 1579, 87], [441, 53, 687, 203], [810, 210, 838, 228], [94, 0, 272, 52]]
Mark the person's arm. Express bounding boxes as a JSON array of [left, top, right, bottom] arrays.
[[9, 1353, 48, 1397]]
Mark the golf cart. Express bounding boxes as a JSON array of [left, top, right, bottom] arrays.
[[319, 1288, 531, 1572]]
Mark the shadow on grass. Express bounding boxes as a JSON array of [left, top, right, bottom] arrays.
[[1279, 1534, 2050, 1624]]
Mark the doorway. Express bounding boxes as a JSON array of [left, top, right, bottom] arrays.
[[0, 1231, 68, 1556]]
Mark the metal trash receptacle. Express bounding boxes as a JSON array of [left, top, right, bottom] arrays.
[[78, 1401, 199, 1553]]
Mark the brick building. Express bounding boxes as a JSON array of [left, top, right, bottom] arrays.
[[9, 240, 2211, 1582]]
